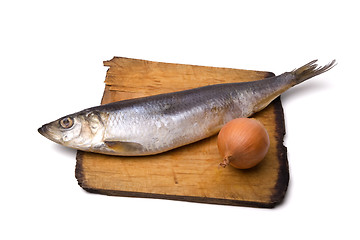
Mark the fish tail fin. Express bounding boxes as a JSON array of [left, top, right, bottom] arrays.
[[252, 59, 336, 114], [291, 59, 336, 86]]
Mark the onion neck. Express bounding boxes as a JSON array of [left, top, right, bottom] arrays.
[[219, 155, 232, 168]]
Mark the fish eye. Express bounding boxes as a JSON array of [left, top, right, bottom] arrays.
[[59, 117, 74, 129]]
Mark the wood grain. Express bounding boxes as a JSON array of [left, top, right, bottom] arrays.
[[75, 57, 289, 208]]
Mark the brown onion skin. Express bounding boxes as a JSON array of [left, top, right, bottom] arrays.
[[217, 118, 270, 169]]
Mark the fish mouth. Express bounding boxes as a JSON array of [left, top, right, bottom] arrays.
[[38, 125, 50, 139], [38, 124, 60, 143]]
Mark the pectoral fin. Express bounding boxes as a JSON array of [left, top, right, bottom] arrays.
[[104, 140, 145, 154]]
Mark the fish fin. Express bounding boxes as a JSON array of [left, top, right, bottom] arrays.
[[104, 140, 145, 153], [291, 59, 336, 85], [253, 60, 336, 113]]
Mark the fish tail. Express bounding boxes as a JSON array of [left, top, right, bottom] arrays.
[[251, 60, 336, 113], [291, 59, 336, 86]]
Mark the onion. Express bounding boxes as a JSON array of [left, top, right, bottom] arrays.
[[217, 118, 270, 169]]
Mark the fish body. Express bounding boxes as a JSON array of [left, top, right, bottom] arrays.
[[38, 60, 336, 156]]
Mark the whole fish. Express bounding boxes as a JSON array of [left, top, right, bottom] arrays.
[[38, 60, 336, 156]]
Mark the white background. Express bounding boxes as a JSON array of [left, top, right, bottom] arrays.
[[1, 1, 359, 239]]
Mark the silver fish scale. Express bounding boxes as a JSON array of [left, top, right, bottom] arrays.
[[101, 88, 254, 154]]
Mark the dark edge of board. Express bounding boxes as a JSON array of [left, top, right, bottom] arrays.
[[269, 96, 289, 206], [75, 96, 289, 208]]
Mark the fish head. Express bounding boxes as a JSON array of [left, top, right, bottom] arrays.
[[38, 110, 105, 150]]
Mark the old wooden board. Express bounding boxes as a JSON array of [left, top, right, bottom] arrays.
[[75, 57, 289, 208]]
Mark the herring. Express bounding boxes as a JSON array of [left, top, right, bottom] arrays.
[[38, 60, 336, 156]]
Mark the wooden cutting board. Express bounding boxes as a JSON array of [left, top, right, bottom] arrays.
[[75, 57, 289, 208]]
